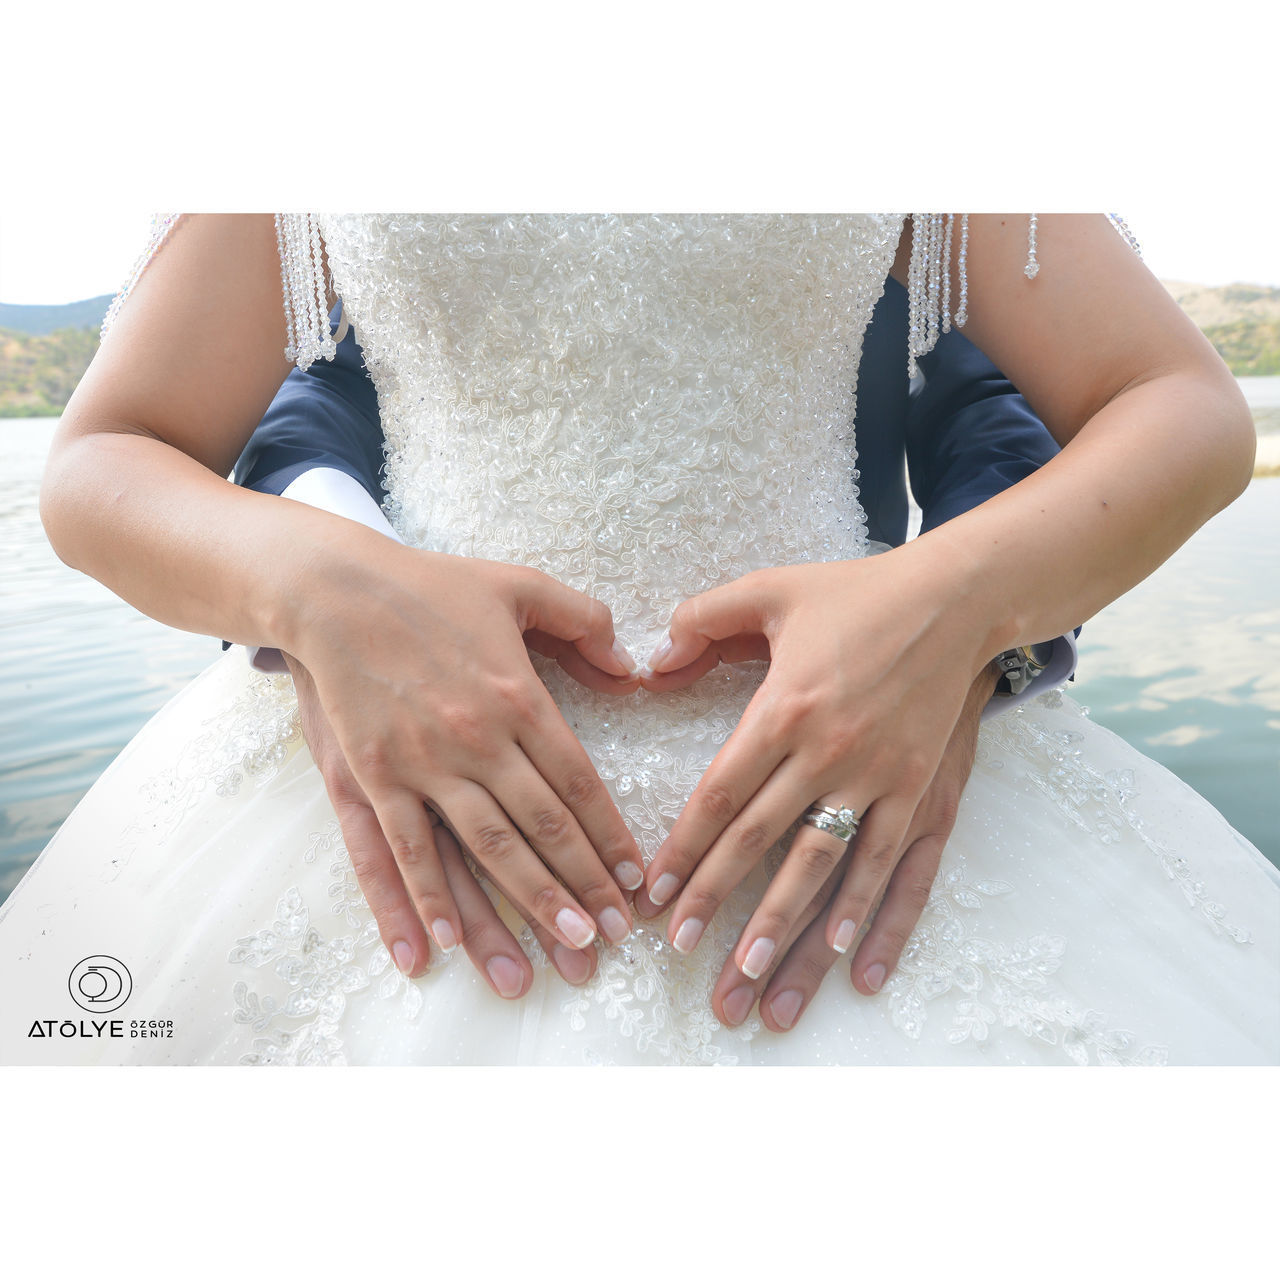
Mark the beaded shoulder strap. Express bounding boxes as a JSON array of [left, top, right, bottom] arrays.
[[904, 213, 1143, 378], [100, 213, 339, 371]]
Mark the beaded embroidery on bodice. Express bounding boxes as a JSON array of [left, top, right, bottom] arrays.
[[320, 214, 903, 652]]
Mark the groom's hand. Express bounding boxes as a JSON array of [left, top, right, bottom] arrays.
[[710, 661, 998, 1030], [283, 654, 603, 994]]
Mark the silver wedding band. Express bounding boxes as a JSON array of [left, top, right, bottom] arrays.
[[801, 803, 861, 845]]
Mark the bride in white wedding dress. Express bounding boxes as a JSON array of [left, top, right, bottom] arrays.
[[1, 213, 1276, 1066]]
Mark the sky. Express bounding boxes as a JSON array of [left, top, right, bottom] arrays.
[[1, 206, 1275, 307]]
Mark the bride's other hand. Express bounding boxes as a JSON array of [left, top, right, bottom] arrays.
[[709, 662, 996, 1030], [285, 549, 645, 959], [283, 655, 600, 993], [632, 551, 984, 972]]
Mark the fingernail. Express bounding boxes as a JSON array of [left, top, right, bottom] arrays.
[[611, 639, 639, 675], [555, 907, 596, 949], [832, 918, 857, 954], [392, 940, 415, 975], [723, 985, 755, 1026], [648, 872, 679, 908], [770, 989, 804, 1030], [599, 906, 632, 945], [431, 919, 458, 955], [645, 634, 673, 673], [614, 860, 644, 891], [552, 943, 592, 985], [672, 917, 705, 954], [864, 962, 887, 993], [741, 937, 776, 981], [486, 955, 524, 999]]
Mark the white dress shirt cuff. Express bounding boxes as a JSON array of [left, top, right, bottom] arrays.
[[247, 468, 404, 674], [980, 630, 1079, 721]]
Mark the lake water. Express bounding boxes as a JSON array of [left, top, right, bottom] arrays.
[[2, 389, 1278, 902]]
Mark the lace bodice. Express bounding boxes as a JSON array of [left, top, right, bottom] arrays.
[[319, 214, 903, 655]]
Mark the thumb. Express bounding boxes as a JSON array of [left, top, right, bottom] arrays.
[[645, 573, 777, 675], [509, 568, 637, 678]]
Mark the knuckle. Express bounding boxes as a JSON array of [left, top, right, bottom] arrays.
[[697, 783, 740, 825], [560, 768, 602, 811], [530, 884, 562, 919], [896, 750, 934, 794], [438, 703, 492, 755], [793, 840, 840, 880], [528, 804, 573, 845], [351, 740, 395, 783], [929, 787, 962, 833], [877, 919, 916, 957], [858, 838, 898, 875], [794, 950, 834, 988], [679, 885, 723, 921], [756, 908, 793, 941], [570, 876, 614, 906], [901, 872, 937, 913], [471, 823, 518, 864], [732, 818, 776, 860], [392, 836, 434, 870], [458, 914, 500, 951]]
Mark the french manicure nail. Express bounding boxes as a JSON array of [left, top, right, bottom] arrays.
[[741, 937, 776, 981], [599, 906, 631, 945], [555, 907, 596, 949], [645, 634, 673, 673], [770, 989, 804, 1030], [832, 918, 857, 954], [614, 861, 644, 891], [672, 917, 705, 954], [431, 918, 458, 954], [486, 955, 524, 999], [648, 872, 680, 908], [865, 962, 887, 993], [392, 940, 415, 975], [612, 639, 639, 675], [552, 943, 592, 985], [723, 985, 755, 1027]]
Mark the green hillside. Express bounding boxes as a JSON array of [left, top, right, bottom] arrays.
[[2, 282, 1279, 420]]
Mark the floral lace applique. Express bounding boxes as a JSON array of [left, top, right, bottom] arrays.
[[228, 819, 428, 1066], [885, 863, 1169, 1066], [110, 667, 302, 882], [998, 692, 1251, 944]]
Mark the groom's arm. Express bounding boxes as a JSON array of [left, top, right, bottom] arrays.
[[906, 304, 1080, 717], [231, 307, 401, 671]]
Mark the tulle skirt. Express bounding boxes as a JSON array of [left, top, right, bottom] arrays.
[[2, 650, 1277, 1066]]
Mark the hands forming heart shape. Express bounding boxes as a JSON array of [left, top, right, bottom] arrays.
[[287, 540, 995, 1033]]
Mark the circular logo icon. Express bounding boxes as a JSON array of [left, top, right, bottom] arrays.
[[68, 955, 132, 1013]]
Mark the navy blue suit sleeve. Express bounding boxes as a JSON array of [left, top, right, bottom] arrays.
[[233, 306, 384, 500], [906, 323, 1059, 535]]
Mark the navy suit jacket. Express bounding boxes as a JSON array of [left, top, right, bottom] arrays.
[[235, 278, 1060, 548]]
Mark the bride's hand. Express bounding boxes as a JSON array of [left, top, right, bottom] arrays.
[[709, 661, 997, 1029], [283, 654, 602, 993], [633, 545, 994, 984], [284, 542, 645, 959]]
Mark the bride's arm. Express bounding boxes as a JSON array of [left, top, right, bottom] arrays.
[[41, 213, 644, 966], [637, 213, 1254, 1007], [895, 213, 1254, 663]]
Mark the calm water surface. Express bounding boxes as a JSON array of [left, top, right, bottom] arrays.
[[2, 395, 1278, 901]]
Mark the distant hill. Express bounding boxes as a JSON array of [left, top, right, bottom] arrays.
[[2, 281, 1278, 419], [0, 295, 112, 337], [1160, 281, 1280, 376]]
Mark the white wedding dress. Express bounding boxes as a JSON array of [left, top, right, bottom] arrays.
[[2, 214, 1277, 1066]]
